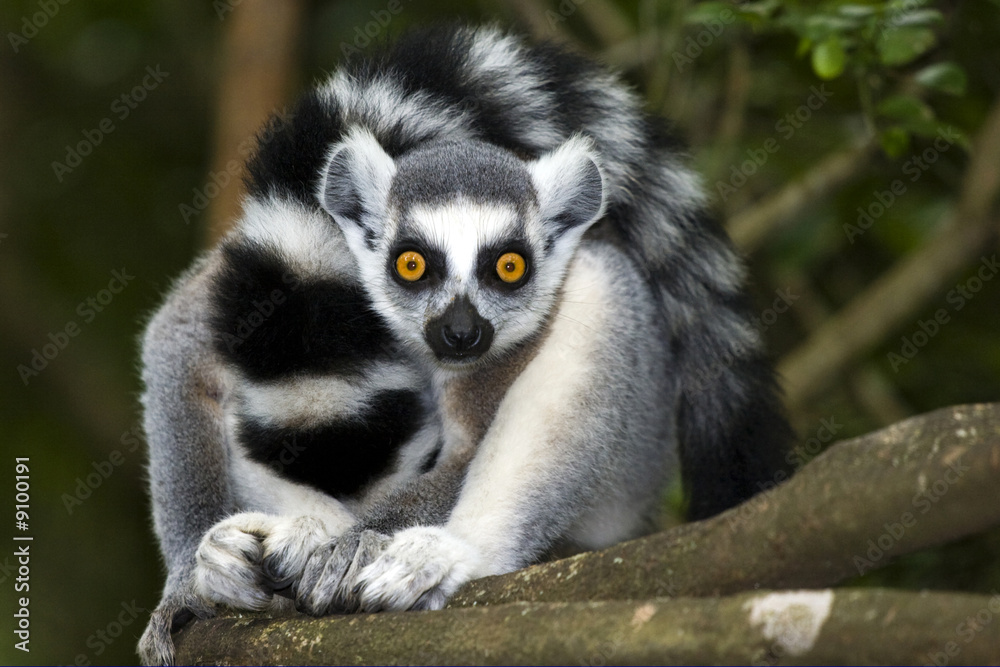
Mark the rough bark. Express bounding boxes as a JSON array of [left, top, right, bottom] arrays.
[[175, 589, 1000, 666], [172, 403, 1000, 665]]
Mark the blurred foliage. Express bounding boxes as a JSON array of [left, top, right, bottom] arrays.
[[1, 1, 998, 664]]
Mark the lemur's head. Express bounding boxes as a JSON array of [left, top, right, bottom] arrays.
[[318, 128, 604, 370]]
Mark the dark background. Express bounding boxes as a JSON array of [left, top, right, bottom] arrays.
[[2, 1, 999, 664]]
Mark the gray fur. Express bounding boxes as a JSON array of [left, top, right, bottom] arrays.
[[390, 140, 536, 210], [138, 24, 789, 666], [138, 255, 232, 664]]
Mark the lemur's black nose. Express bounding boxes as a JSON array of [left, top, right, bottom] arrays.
[[442, 323, 482, 350], [426, 296, 494, 361]]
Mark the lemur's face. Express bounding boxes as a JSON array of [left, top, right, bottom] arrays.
[[318, 130, 604, 370]]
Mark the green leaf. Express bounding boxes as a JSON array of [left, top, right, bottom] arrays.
[[887, 0, 931, 9], [877, 95, 946, 139], [736, 0, 781, 19], [887, 9, 944, 27], [683, 2, 738, 26], [900, 119, 968, 144], [939, 124, 971, 151], [914, 62, 968, 95], [796, 36, 813, 58], [877, 94, 935, 123], [804, 14, 860, 40], [877, 26, 937, 66], [812, 38, 846, 80], [879, 127, 911, 157], [838, 4, 879, 19]]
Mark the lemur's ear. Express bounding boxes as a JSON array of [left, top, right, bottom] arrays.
[[317, 127, 396, 247], [528, 135, 605, 234]]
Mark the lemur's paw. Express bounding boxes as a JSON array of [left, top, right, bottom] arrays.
[[355, 526, 482, 612], [295, 529, 390, 615], [194, 512, 274, 611], [260, 515, 330, 590]]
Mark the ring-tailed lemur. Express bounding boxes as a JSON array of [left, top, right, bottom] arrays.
[[137, 24, 791, 666]]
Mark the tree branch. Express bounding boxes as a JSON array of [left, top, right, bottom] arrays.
[[726, 138, 878, 252], [778, 98, 1000, 409], [174, 589, 1000, 666], [170, 403, 1000, 665], [782, 270, 913, 429], [778, 218, 998, 410]]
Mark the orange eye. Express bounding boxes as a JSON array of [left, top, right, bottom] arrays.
[[396, 251, 426, 281], [496, 252, 526, 283]]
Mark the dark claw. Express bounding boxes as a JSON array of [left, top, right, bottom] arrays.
[[260, 555, 294, 591]]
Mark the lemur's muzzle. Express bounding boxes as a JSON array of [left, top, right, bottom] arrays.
[[426, 295, 494, 362]]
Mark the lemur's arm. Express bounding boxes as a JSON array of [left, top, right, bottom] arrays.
[[346, 242, 674, 612], [137, 256, 234, 667], [293, 448, 474, 614], [138, 249, 369, 664], [356, 452, 473, 534]]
